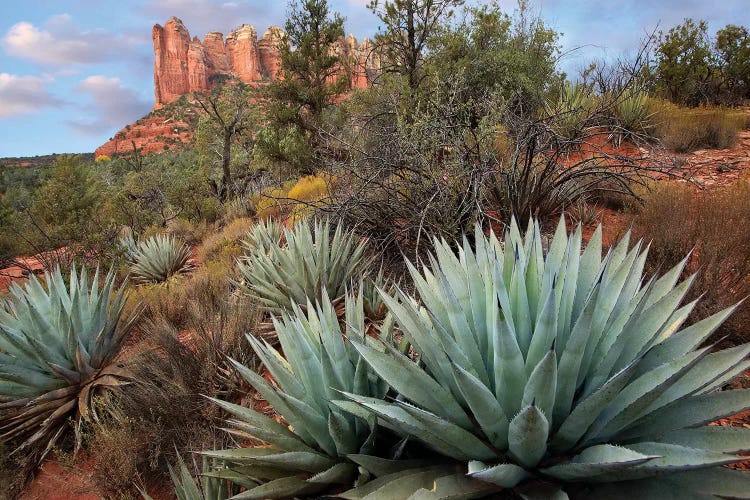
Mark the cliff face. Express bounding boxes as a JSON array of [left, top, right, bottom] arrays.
[[97, 17, 379, 157], [151, 17, 378, 107]]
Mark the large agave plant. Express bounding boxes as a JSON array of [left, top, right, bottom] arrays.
[[203, 291, 396, 499], [129, 234, 193, 284], [334, 217, 750, 498], [236, 218, 367, 313], [0, 265, 136, 463]]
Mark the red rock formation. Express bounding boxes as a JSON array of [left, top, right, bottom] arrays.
[[203, 32, 230, 73], [95, 115, 193, 157], [226, 24, 262, 82], [152, 17, 191, 106], [98, 18, 382, 157], [152, 18, 378, 107], [187, 37, 209, 93], [258, 26, 285, 80]]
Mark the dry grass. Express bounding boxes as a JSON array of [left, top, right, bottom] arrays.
[[628, 179, 750, 345], [195, 217, 252, 264], [650, 99, 749, 153], [167, 218, 214, 246], [86, 404, 146, 498], [90, 275, 261, 492]]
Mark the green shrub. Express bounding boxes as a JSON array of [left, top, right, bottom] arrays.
[[0, 265, 136, 465], [545, 82, 598, 141], [611, 90, 655, 144]]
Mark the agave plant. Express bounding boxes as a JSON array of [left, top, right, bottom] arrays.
[[142, 454, 241, 500], [333, 217, 750, 498], [0, 265, 136, 464], [612, 90, 655, 145], [545, 82, 598, 141], [203, 291, 397, 499], [236, 218, 367, 313], [129, 234, 193, 284]]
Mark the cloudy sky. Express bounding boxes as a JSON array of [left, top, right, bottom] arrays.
[[1, 0, 748, 157]]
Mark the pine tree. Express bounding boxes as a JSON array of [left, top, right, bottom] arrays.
[[257, 0, 347, 175]]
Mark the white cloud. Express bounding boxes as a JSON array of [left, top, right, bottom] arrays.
[[66, 75, 151, 135], [2, 15, 135, 66], [0, 73, 62, 117]]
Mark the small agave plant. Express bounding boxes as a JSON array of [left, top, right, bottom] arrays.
[[0, 265, 136, 464], [129, 234, 193, 284], [142, 454, 241, 500], [236, 218, 367, 313], [203, 290, 397, 499], [333, 217, 750, 498]]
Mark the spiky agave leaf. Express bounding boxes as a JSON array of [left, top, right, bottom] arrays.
[[336, 216, 750, 497], [235, 218, 367, 313], [141, 454, 242, 500], [0, 264, 137, 464], [204, 290, 394, 499], [129, 234, 193, 284], [545, 82, 598, 141]]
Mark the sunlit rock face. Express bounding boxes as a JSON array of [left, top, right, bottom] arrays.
[[152, 17, 380, 107]]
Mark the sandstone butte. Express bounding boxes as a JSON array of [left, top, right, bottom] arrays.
[[96, 17, 379, 157]]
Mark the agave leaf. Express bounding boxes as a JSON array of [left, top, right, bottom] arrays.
[[649, 427, 750, 453], [450, 362, 509, 449], [508, 405, 549, 468], [348, 337, 471, 428], [468, 462, 529, 488], [540, 444, 658, 481], [618, 388, 750, 440], [338, 466, 457, 499], [407, 472, 498, 499], [307, 462, 358, 484], [634, 303, 741, 377], [522, 349, 557, 425], [549, 357, 639, 453], [230, 475, 326, 499]]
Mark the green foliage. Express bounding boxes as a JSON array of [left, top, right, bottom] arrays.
[[0, 265, 135, 465], [205, 293, 393, 498], [545, 82, 598, 141], [608, 90, 655, 145], [715, 24, 750, 103], [332, 217, 750, 497], [194, 81, 259, 202], [427, 1, 562, 118], [654, 19, 714, 106], [128, 234, 193, 284], [236, 219, 366, 313], [653, 19, 750, 106], [256, 0, 347, 175], [166, 455, 240, 500], [22, 155, 119, 264], [369, 0, 463, 92]]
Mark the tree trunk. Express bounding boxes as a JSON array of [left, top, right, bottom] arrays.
[[220, 130, 232, 202]]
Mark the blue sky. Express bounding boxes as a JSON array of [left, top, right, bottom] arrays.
[[1, 0, 748, 157]]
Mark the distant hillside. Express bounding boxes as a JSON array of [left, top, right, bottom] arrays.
[[0, 153, 95, 169]]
